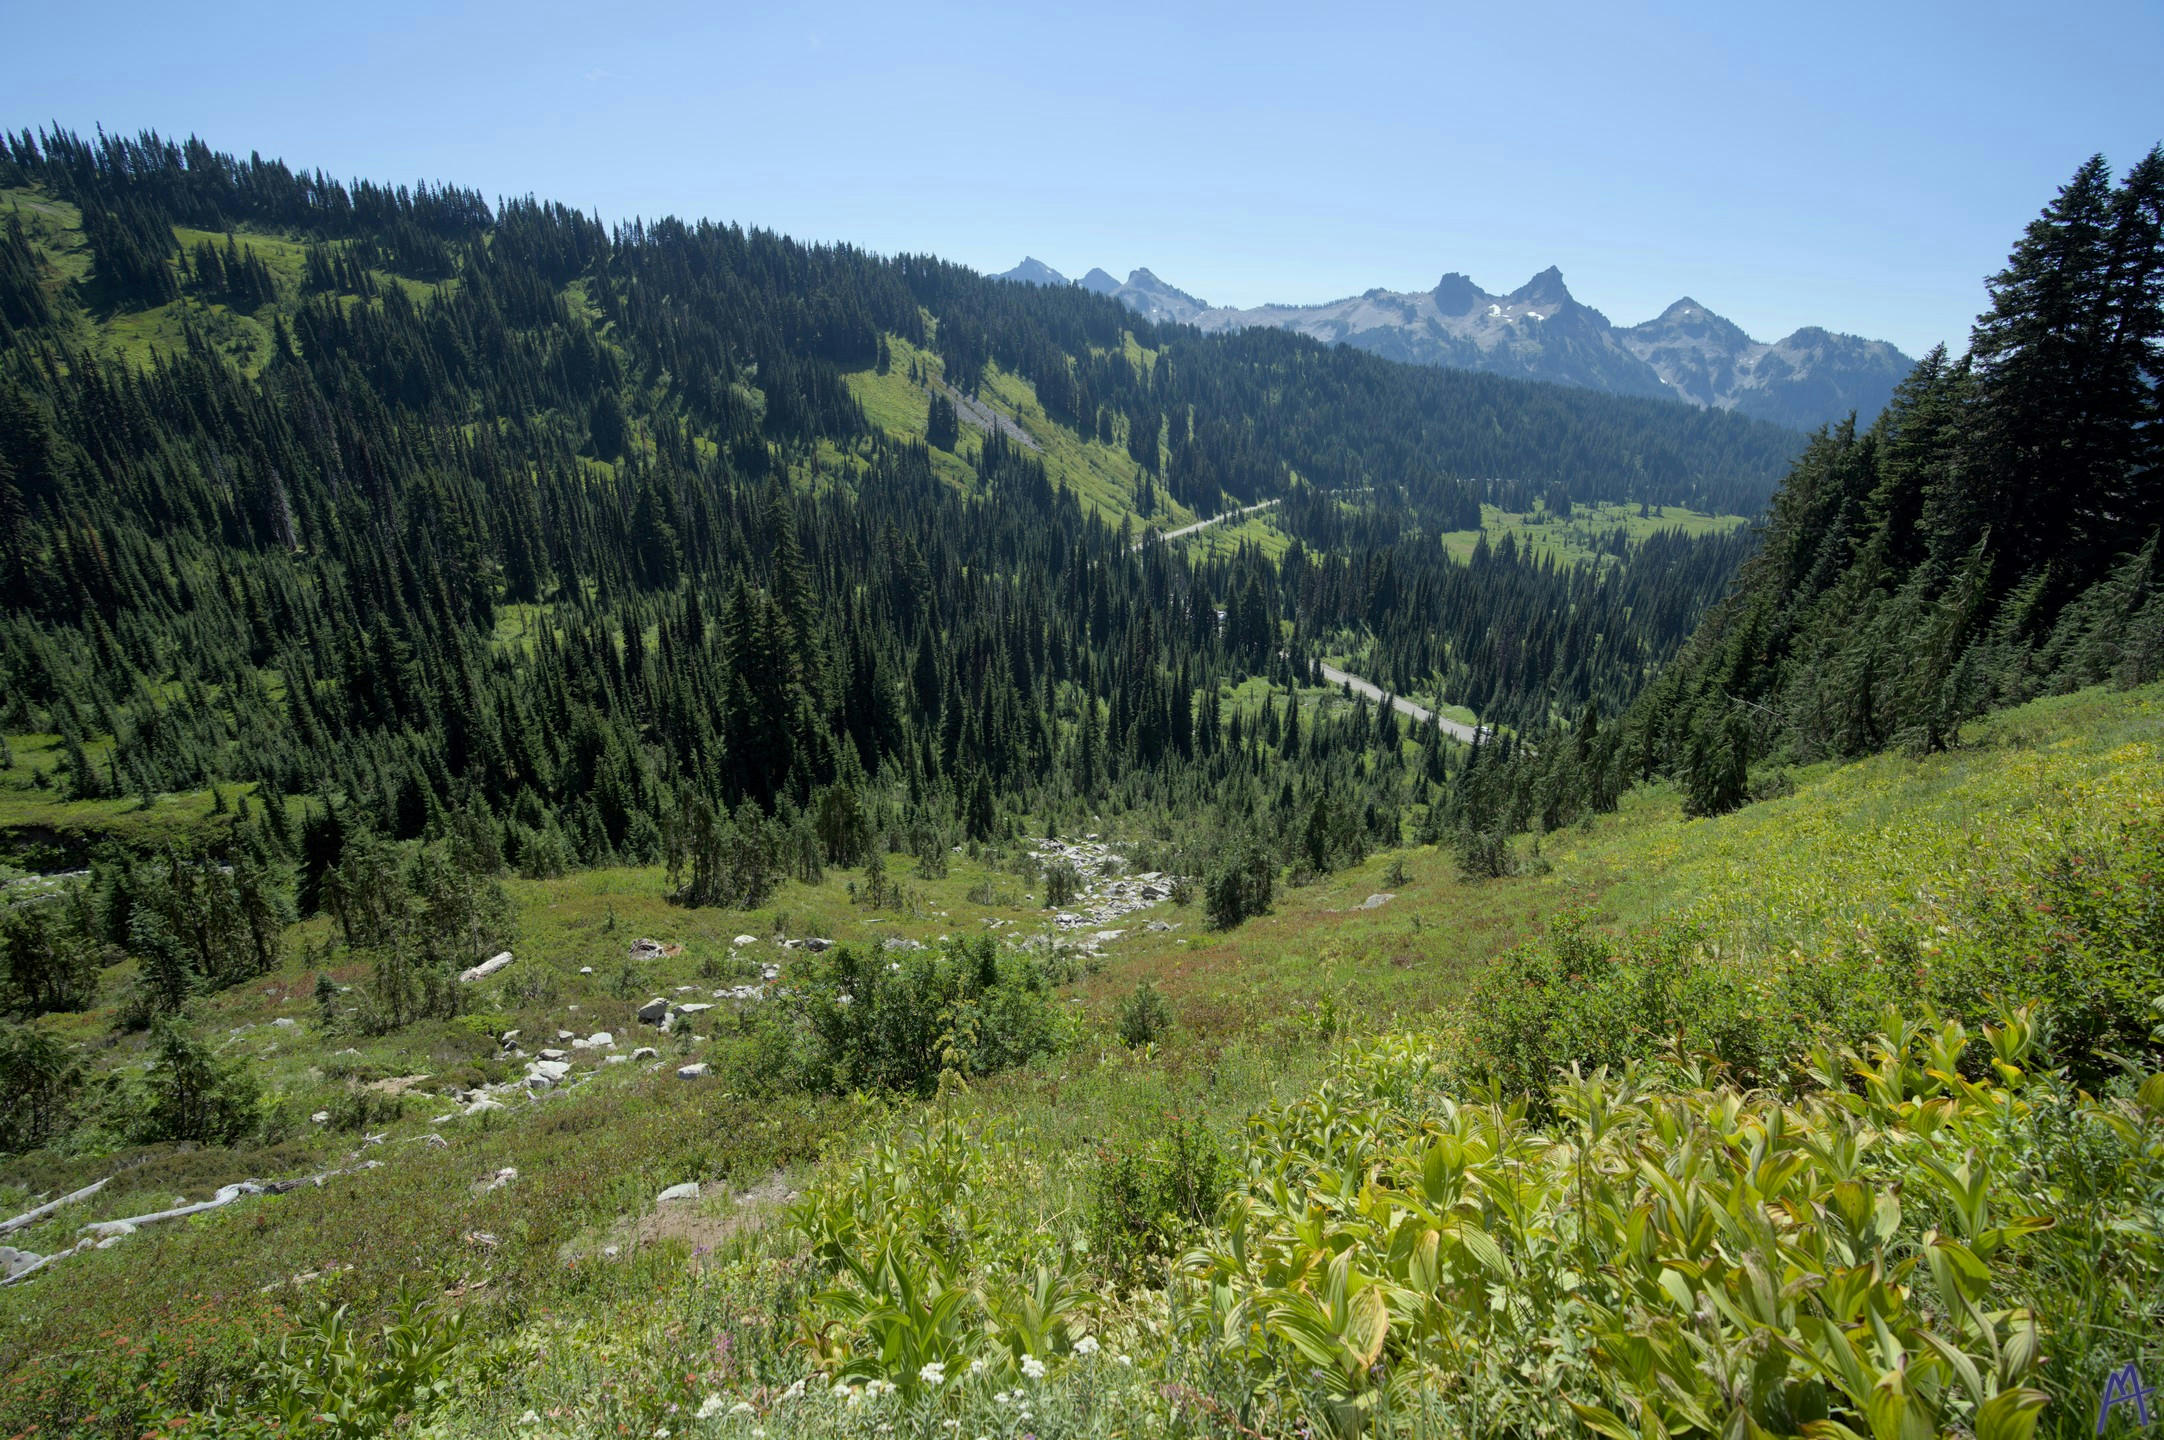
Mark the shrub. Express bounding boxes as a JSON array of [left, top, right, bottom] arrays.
[[1182, 1006, 2151, 1439], [775, 936, 1073, 1096], [1204, 837, 1275, 929], [1088, 1116, 1225, 1289], [0, 1019, 82, 1151], [1116, 980, 1175, 1047], [135, 1017, 260, 1145], [1462, 913, 1779, 1104], [0, 902, 101, 1017], [1043, 860, 1081, 908], [1453, 825, 1518, 879], [325, 1086, 404, 1132]]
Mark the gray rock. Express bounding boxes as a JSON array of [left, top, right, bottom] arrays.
[[733, 934, 759, 947], [636, 996, 670, 1025], [1359, 892, 1395, 910], [0, 1246, 43, 1279], [676, 1063, 710, 1080], [464, 1097, 506, 1116], [538, 1047, 568, 1062], [527, 1059, 571, 1083], [631, 1046, 658, 1061]]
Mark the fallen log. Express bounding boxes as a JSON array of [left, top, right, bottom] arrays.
[[0, 1177, 108, 1236], [0, 1162, 382, 1287]]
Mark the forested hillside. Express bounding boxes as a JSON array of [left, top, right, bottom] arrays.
[[1440, 147, 2164, 850], [0, 126, 1792, 902]]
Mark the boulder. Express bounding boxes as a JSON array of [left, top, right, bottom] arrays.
[[538, 1047, 568, 1062], [464, 1097, 506, 1117], [587, 1031, 613, 1047], [676, 1062, 710, 1080], [636, 996, 670, 1025], [459, 951, 514, 984], [526, 1059, 571, 1083], [1, 1246, 43, 1280], [631, 1046, 659, 1061], [657, 1181, 700, 1203], [1358, 892, 1395, 911]]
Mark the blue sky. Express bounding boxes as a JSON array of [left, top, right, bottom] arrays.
[[11, 0, 2160, 357]]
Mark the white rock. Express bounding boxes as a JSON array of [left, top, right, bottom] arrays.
[[733, 934, 759, 947], [527, 1060, 571, 1082], [272, 1017, 297, 1029], [465, 1097, 506, 1116], [657, 1181, 700, 1203], [311, 1110, 331, 1124], [676, 1063, 710, 1080], [538, 1048, 568, 1062], [631, 1046, 658, 1061], [604, 1054, 628, 1065]]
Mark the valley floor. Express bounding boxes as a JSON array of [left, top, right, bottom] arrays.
[[1, 685, 2160, 1438]]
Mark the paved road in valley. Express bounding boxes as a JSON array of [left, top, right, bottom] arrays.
[[1141, 498, 1280, 549], [1315, 661, 1484, 743]]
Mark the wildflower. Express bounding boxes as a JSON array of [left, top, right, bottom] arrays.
[[866, 1378, 898, 1399], [918, 1361, 947, 1388], [1116, 1354, 1133, 1367], [693, 1396, 725, 1419], [832, 1381, 855, 1400], [780, 1379, 806, 1401], [1074, 1335, 1099, 1356], [968, 1357, 988, 1376], [730, 1401, 756, 1416], [1020, 1355, 1047, 1380], [518, 1411, 542, 1426]]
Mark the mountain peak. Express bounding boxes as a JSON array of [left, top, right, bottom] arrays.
[[1508, 266, 1572, 306], [995, 256, 1068, 287], [1078, 267, 1122, 296], [1431, 272, 1486, 314]]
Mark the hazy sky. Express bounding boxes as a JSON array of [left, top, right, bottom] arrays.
[[12, 0, 2161, 357]]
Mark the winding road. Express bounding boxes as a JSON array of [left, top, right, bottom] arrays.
[[1315, 661, 1484, 744], [1140, 498, 1281, 550], [1134, 496, 1487, 744]]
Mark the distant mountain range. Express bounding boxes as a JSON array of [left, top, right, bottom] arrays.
[[995, 258, 1914, 431]]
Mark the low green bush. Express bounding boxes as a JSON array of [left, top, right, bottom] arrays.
[[1086, 1114, 1225, 1289], [723, 936, 1074, 1097], [1115, 980, 1175, 1047]]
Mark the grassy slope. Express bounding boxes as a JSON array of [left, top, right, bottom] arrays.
[[4, 684, 2157, 1436], [1441, 499, 1751, 566], [840, 332, 1190, 533]]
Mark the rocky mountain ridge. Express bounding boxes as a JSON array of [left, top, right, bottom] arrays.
[[994, 259, 1914, 429]]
